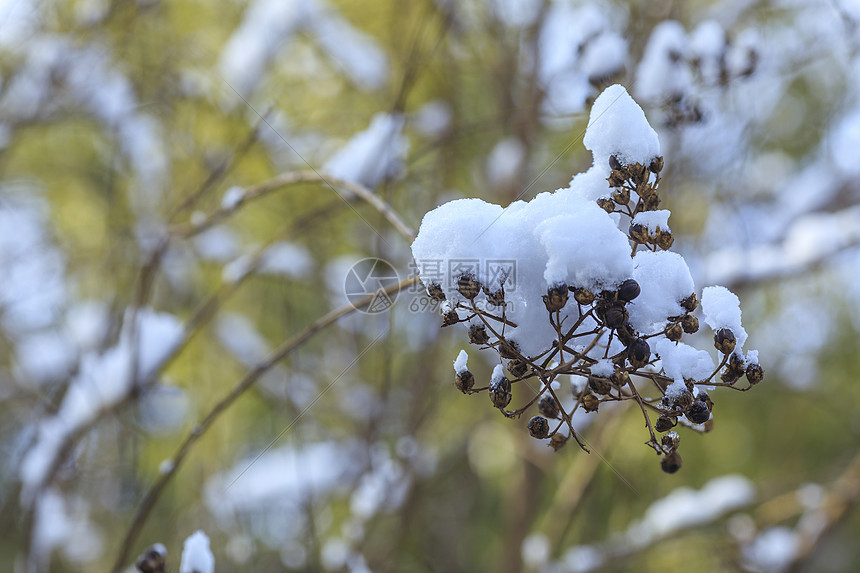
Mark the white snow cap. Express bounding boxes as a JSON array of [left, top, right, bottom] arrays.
[[627, 251, 694, 333], [453, 350, 469, 374], [180, 530, 215, 573], [410, 85, 665, 357], [701, 285, 748, 352], [583, 84, 660, 166]]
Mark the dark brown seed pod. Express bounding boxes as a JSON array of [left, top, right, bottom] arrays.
[[539, 394, 561, 419], [582, 393, 600, 412], [746, 362, 764, 385], [469, 324, 490, 345], [544, 284, 569, 312], [654, 228, 674, 250], [611, 370, 631, 388], [507, 359, 529, 378], [136, 545, 166, 573], [661, 451, 682, 474], [672, 389, 694, 410], [650, 156, 664, 173], [528, 416, 550, 439], [617, 279, 641, 302], [642, 192, 661, 211], [549, 433, 568, 451], [597, 197, 615, 213], [588, 375, 612, 395], [498, 339, 520, 359], [612, 187, 630, 205], [655, 414, 677, 432], [665, 322, 683, 342], [442, 310, 459, 327], [427, 283, 446, 301], [457, 274, 481, 300], [697, 390, 714, 411], [681, 293, 698, 312], [681, 314, 699, 334], [636, 181, 655, 199], [607, 171, 627, 188], [661, 430, 680, 453], [489, 375, 512, 409], [714, 328, 736, 355], [721, 366, 743, 384], [628, 338, 651, 368], [686, 401, 711, 424], [572, 287, 595, 305], [455, 370, 475, 393], [629, 222, 650, 244], [629, 162, 648, 184], [604, 305, 629, 329], [616, 323, 637, 347], [609, 154, 622, 170], [483, 286, 505, 307]]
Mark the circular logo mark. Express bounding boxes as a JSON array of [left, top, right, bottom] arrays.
[[344, 257, 400, 314]]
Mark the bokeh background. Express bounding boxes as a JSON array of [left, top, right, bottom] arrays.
[[4, 0, 860, 571]]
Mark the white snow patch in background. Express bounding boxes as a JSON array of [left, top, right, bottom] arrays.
[[180, 530, 215, 573], [323, 113, 407, 188]]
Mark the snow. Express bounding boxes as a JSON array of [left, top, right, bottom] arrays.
[[655, 339, 716, 384], [454, 350, 469, 374], [180, 530, 215, 573], [259, 242, 313, 277], [632, 210, 671, 233], [521, 533, 551, 568], [221, 186, 244, 210], [743, 527, 799, 572], [582, 84, 660, 167], [486, 136, 526, 186], [323, 113, 407, 188], [701, 285, 748, 352], [627, 251, 694, 333], [591, 359, 614, 378], [580, 33, 628, 81], [491, 363, 506, 383]]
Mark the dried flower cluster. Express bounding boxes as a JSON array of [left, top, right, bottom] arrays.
[[429, 153, 763, 473]]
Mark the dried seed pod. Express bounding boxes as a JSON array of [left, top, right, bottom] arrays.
[[442, 310, 459, 327], [597, 197, 615, 213], [661, 430, 680, 453], [539, 394, 561, 419], [489, 375, 512, 409], [649, 156, 664, 173], [617, 279, 641, 302], [628, 338, 651, 368], [655, 414, 677, 433], [672, 389, 694, 410], [629, 162, 648, 184], [609, 154, 622, 170], [680, 314, 699, 334], [483, 286, 505, 307], [721, 366, 743, 384], [686, 401, 711, 424], [607, 171, 627, 188], [544, 284, 569, 312], [697, 390, 714, 411], [681, 293, 698, 312], [572, 287, 595, 305], [629, 223, 650, 244], [457, 274, 481, 300], [714, 328, 736, 355], [665, 322, 683, 342], [528, 416, 550, 439], [469, 324, 490, 345], [549, 433, 569, 451], [661, 451, 682, 474], [654, 228, 674, 250], [642, 192, 661, 211], [136, 544, 167, 573], [604, 305, 629, 329], [498, 339, 520, 359], [588, 375, 612, 395], [611, 370, 631, 388], [636, 181, 654, 199], [507, 359, 529, 378], [746, 362, 764, 385], [582, 393, 600, 412], [455, 370, 475, 393], [612, 187, 630, 205], [427, 283, 446, 301], [616, 323, 637, 347]]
